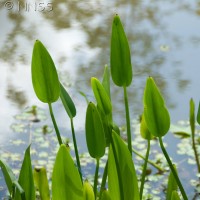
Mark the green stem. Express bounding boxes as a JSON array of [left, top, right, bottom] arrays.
[[191, 127, 200, 173], [70, 118, 83, 183], [48, 103, 62, 145], [132, 148, 164, 172], [158, 137, 188, 200], [140, 140, 150, 200], [123, 86, 132, 155], [99, 160, 108, 199], [94, 158, 100, 199]]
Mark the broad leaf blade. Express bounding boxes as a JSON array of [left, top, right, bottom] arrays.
[[171, 190, 181, 200], [33, 167, 50, 200], [108, 131, 139, 200], [60, 83, 76, 118], [143, 77, 170, 137], [32, 40, 60, 103], [52, 144, 83, 200], [101, 190, 112, 200], [15, 145, 35, 200], [91, 77, 112, 115], [102, 65, 111, 99], [140, 114, 154, 140], [110, 14, 132, 87], [85, 102, 106, 158]]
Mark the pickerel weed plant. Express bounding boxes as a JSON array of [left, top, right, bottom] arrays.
[[0, 14, 195, 200]]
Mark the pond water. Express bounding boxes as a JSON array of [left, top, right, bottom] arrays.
[[0, 0, 200, 199]]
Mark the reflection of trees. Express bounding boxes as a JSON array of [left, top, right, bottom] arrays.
[[0, 0, 198, 114]]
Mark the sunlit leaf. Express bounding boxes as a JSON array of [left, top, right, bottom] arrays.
[[83, 180, 94, 200], [110, 14, 132, 87], [108, 131, 139, 200], [52, 144, 83, 200], [143, 77, 170, 137], [33, 167, 50, 200], [171, 190, 180, 200], [31, 40, 60, 103], [85, 102, 106, 159], [91, 77, 112, 115], [60, 83, 76, 118], [140, 114, 154, 140], [15, 145, 35, 200], [101, 190, 112, 200], [102, 65, 111, 99]]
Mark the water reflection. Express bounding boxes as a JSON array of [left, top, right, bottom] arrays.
[[0, 1, 200, 133]]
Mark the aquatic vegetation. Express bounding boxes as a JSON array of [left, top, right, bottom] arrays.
[[0, 14, 200, 200]]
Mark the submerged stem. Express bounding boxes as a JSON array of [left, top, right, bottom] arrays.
[[123, 86, 132, 155], [140, 140, 150, 200], [158, 137, 188, 200], [70, 118, 82, 183], [94, 158, 100, 199], [48, 103, 62, 145]]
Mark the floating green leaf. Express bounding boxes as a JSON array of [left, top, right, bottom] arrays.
[[52, 144, 83, 200], [83, 180, 95, 200], [85, 102, 106, 159], [91, 77, 112, 115], [108, 131, 139, 200], [60, 83, 76, 118], [33, 167, 50, 200], [173, 132, 190, 138], [32, 40, 60, 103], [15, 145, 35, 200], [143, 77, 170, 137], [110, 14, 132, 87]]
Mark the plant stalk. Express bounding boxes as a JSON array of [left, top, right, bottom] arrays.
[[94, 158, 100, 199], [123, 86, 132, 155], [99, 160, 108, 199], [158, 137, 188, 200], [70, 118, 83, 183], [140, 140, 150, 200], [48, 103, 62, 145], [132, 148, 164, 172]]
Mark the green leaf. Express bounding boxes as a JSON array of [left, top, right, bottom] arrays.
[[108, 131, 139, 200], [15, 145, 35, 200], [83, 180, 95, 200], [173, 132, 190, 138], [190, 98, 195, 134], [101, 190, 112, 200], [60, 83, 76, 118], [166, 165, 178, 200], [110, 14, 132, 87], [33, 167, 50, 200], [91, 77, 112, 115], [197, 101, 200, 125], [85, 102, 106, 158], [32, 40, 60, 103], [143, 77, 170, 137], [171, 190, 180, 200], [102, 65, 111, 99], [140, 114, 154, 140], [52, 144, 83, 200]]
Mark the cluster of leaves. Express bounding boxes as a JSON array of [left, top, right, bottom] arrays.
[[1, 14, 200, 200]]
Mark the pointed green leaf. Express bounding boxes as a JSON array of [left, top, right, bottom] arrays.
[[85, 102, 106, 158], [140, 114, 154, 140], [171, 191, 180, 200], [52, 144, 83, 200], [32, 40, 60, 103], [166, 165, 178, 200], [101, 190, 112, 200], [197, 101, 200, 125], [33, 167, 50, 200], [102, 65, 111, 99], [83, 180, 95, 200], [91, 77, 112, 115], [108, 131, 139, 200], [190, 98, 195, 134], [143, 77, 170, 137], [110, 14, 132, 87], [60, 83, 76, 118], [15, 145, 35, 200]]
